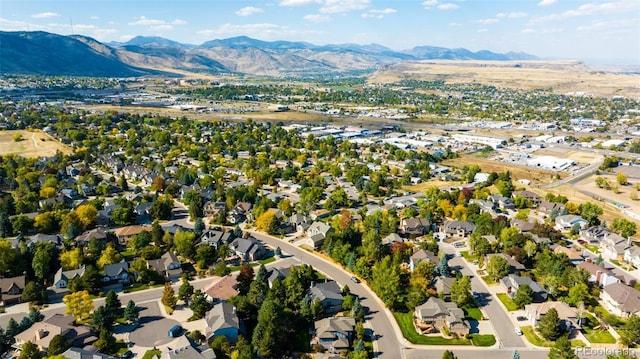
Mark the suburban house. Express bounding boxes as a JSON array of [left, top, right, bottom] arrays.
[[288, 213, 311, 233], [624, 246, 640, 269], [14, 314, 96, 351], [414, 297, 470, 336], [147, 251, 183, 281], [440, 220, 476, 239], [307, 221, 334, 249], [553, 246, 584, 264], [159, 335, 217, 359], [500, 274, 548, 302], [53, 267, 85, 289], [434, 276, 456, 301], [313, 316, 356, 353], [580, 226, 611, 244], [511, 219, 535, 233], [74, 227, 108, 247], [601, 282, 640, 318], [113, 225, 149, 245], [102, 260, 132, 285], [204, 201, 226, 219], [399, 217, 431, 237], [381, 233, 405, 246], [576, 261, 620, 288], [554, 215, 589, 231], [409, 249, 438, 271], [538, 201, 566, 216], [469, 199, 496, 214], [0, 275, 25, 306], [309, 280, 344, 314], [63, 347, 117, 359], [230, 237, 268, 262], [204, 302, 240, 343], [268, 266, 294, 288], [199, 229, 234, 249], [600, 233, 631, 261], [203, 275, 239, 303], [488, 194, 516, 211], [512, 190, 541, 207], [524, 301, 579, 332], [486, 253, 525, 274]]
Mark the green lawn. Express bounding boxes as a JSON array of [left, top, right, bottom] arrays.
[[460, 251, 476, 261], [584, 244, 600, 254], [142, 349, 162, 359], [463, 305, 483, 321], [392, 312, 470, 345], [521, 326, 586, 347], [259, 256, 276, 265], [583, 329, 616, 344], [481, 276, 498, 285], [496, 293, 519, 311], [470, 334, 496, 347]]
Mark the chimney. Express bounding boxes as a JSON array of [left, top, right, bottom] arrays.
[[35, 328, 44, 340]]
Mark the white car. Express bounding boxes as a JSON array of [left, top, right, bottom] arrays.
[[515, 327, 523, 336]]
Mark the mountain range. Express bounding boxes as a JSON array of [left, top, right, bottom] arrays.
[[0, 31, 538, 77]]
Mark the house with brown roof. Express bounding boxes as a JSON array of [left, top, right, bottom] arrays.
[[434, 276, 456, 301], [203, 275, 238, 303], [399, 217, 430, 237], [576, 261, 620, 288], [0, 275, 25, 306], [314, 316, 356, 353], [75, 227, 108, 247], [14, 314, 96, 351], [440, 220, 475, 239], [414, 297, 469, 336], [410, 249, 438, 271], [147, 251, 183, 281], [538, 201, 566, 216], [553, 246, 584, 264], [512, 191, 541, 207], [113, 225, 149, 245], [601, 282, 640, 318], [485, 253, 525, 274], [524, 301, 579, 332]]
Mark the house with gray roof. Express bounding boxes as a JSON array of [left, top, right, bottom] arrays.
[[75, 227, 108, 247], [381, 233, 405, 246], [307, 221, 334, 249], [486, 253, 525, 274], [205, 302, 239, 343], [53, 266, 86, 289], [538, 201, 566, 216], [399, 217, 430, 237], [231, 237, 267, 262], [601, 282, 640, 318], [314, 316, 356, 353], [199, 229, 234, 249], [309, 280, 344, 314], [500, 274, 547, 302], [148, 251, 183, 281], [0, 275, 25, 306], [102, 260, 132, 285], [555, 215, 589, 231], [600, 232, 631, 261], [434, 276, 456, 301], [414, 297, 469, 336], [409, 249, 438, 271], [160, 335, 217, 359], [440, 220, 476, 239], [63, 347, 117, 359]]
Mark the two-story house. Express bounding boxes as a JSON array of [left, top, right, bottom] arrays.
[[313, 316, 356, 353]]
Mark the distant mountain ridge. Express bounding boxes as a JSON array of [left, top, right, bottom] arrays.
[[0, 31, 539, 77]]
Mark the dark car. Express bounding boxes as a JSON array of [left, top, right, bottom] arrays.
[[121, 351, 133, 359]]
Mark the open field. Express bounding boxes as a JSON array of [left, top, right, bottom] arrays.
[[368, 60, 640, 98], [441, 155, 563, 186], [532, 147, 604, 165], [0, 130, 71, 157]]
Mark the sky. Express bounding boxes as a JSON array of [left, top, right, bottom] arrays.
[[1, 0, 639, 65]]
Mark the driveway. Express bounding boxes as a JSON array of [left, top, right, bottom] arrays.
[[128, 300, 181, 347]]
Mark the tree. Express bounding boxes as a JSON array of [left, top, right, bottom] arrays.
[[60, 248, 83, 270], [442, 350, 458, 359], [97, 244, 122, 269], [161, 282, 177, 310], [94, 329, 117, 354], [19, 341, 39, 359], [579, 202, 603, 226], [105, 290, 121, 312], [566, 282, 589, 307], [513, 284, 534, 309], [212, 260, 230, 276], [152, 220, 165, 246], [32, 241, 56, 281], [150, 195, 173, 220], [486, 255, 510, 281], [611, 218, 637, 239], [178, 276, 194, 304], [189, 289, 212, 320], [620, 314, 640, 347], [237, 265, 254, 296], [252, 298, 286, 359], [13, 133, 23, 142], [92, 305, 115, 331], [124, 300, 139, 324], [548, 336, 578, 359], [47, 334, 70, 356], [22, 281, 46, 304], [0, 239, 16, 274], [617, 173, 628, 186], [194, 217, 205, 237], [435, 255, 450, 277], [75, 204, 98, 229], [256, 210, 280, 235], [450, 276, 472, 307], [538, 307, 562, 341], [173, 230, 196, 260], [371, 255, 401, 308], [63, 290, 94, 322], [28, 307, 44, 323]]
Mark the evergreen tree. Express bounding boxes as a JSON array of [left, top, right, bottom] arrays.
[[194, 217, 205, 237], [19, 341, 40, 359], [5, 318, 19, 338], [178, 275, 195, 304], [538, 308, 562, 341], [47, 334, 70, 356], [548, 336, 578, 359], [248, 264, 269, 307], [94, 329, 117, 354], [513, 284, 534, 309], [124, 300, 139, 324], [92, 305, 115, 331], [105, 290, 121, 312], [161, 282, 177, 310], [189, 290, 212, 320], [442, 350, 458, 359], [252, 299, 285, 359], [28, 307, 44, 323], [151, 220, 165, 246], [436, 255, 450, 277]]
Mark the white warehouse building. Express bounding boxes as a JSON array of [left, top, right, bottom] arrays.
[[452, 134, 505, 149]]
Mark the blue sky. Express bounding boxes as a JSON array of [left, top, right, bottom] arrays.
[[1, 0, 638, 64]]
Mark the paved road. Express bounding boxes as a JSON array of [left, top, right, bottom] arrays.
[[248, 230, 404, 359], [442, 243, 527, 349]]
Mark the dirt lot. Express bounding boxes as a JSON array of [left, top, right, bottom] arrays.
[[368, 60, 640, 98], [440, 155, 563, 186], [0, 130, 71, 157], [532, 147, 603, 165]]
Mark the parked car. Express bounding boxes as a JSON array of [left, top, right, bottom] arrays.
[[515, 327, 523, 335], [351, 276, 360, 283], [121, 351, 133, 359]]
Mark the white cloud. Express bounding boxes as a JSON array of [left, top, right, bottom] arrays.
[[320, 0, 370, 14], [438, 3, 460, 10], [128, 16, 165, 26], [149, 25, 173, 31], [31, 12, 60, 19], [304, 14, 331, 22], [197, 23, 323, 40], [362, 8, 396, 19], [496, 12, 527, 19], [532, 1, 639, 22], [422, 0, 438, 6], [521, 27, 564, 34], [280, 0, 321, 6], [236, 7, 263, 16], [538, 0, 557, 6], [576, 18, 638, 33], [476, 18, 499, 25]]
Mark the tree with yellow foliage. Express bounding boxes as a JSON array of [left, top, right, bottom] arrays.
[[60, 248, 83, 270], [39, 186, 57, 199], [256, 210, 280, 235], [97, 244, 122, 270], [75, 204, 98, 229], [63, 290, 94, 322]]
